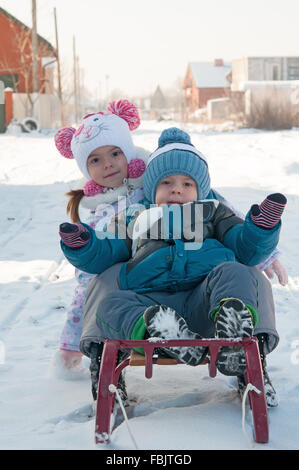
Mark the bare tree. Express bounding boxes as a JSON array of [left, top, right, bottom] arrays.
[[52, 58, 74, 124], [0, 15, 56, 116], [31, 0, 39, 93], [51, 57, 92, 124], [246, 88, 294, 130]]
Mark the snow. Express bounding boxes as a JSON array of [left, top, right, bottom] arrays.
[[0, 121, 299, 450]]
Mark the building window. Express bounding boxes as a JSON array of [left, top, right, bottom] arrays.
[[288, 66, 299, 80], [0, 74, 18, 91], [272, 65, 279, 81]]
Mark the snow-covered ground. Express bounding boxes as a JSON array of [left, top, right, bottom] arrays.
[[0, 121, 299, 450]]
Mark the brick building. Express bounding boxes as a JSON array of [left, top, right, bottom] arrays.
[[182, 59, 231, 112], [0, 7, 56, 94]]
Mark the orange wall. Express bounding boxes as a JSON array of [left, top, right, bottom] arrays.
[[0, 11, 55, 93], [198, 88, 228, 108]]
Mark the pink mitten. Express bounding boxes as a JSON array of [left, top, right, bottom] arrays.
[[59, 223, 90, 248], [250, 193, 287, 229]]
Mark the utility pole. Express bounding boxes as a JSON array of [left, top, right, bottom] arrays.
[[98, 81, 102, 107], [105, 74, 110, 104], [73, 36, 78, 124], [54, 7, 64, 125], [78, 63, 85, 117], [31, 0, 39, 93], [77, 55, 81, 118]]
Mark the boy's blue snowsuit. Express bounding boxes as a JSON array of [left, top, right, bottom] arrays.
[[61, 202, 279, 291], [60, 194, 280, 355]]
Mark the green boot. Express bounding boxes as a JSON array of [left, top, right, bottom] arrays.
[[213, 298, 255, 376]]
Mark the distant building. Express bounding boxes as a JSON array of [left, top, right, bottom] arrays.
[[151, 85, 166, 110], [232, 57, 299, 91], [182, 59, 231, 111], [149, 85, 168, 119], [0, 7, 57, 93]]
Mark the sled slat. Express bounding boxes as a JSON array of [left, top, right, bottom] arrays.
[[129, 349, 178, 366]]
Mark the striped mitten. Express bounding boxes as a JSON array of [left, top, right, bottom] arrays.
[[59, 222, 90, 248], [250, 193, 287, 229]]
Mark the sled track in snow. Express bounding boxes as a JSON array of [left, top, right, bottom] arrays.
[[0, 209, 34, 252], [0, 257, 66, 338]]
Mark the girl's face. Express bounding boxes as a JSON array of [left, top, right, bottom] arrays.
[[87, 146, 128, 188], [155, 174, 198, 206]]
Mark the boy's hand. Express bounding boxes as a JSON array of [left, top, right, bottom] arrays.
[[250, 193, 287, 229], [59, 222, 90, 248], [264, 259, 288, 286]]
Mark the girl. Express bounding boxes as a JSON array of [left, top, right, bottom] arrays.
[[54, 99, 149, 369]]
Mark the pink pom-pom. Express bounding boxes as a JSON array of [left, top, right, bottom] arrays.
[[107, 99, 140, 131], [54, 127, 76, 159], [128, 158, 146, 179], [83, 180, 105, 197]]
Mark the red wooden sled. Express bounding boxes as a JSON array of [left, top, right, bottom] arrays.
[[94, 337, 269, 445]]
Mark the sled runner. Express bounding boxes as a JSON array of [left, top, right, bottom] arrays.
[[94, 337, 269, 445]]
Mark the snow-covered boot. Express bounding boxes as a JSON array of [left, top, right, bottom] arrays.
[[237, 360, 278, 407], [256, 333, 278, 407], [89, 342, 104, 401], [89, 342, 128, 403], [144, 305, 208, 366], [115, 350, 129, 403], [214, 298, 254, 376]]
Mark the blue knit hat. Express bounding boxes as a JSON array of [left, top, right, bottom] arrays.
[[143, 127, 210, 203]]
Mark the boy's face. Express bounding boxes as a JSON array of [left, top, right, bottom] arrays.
[[155, 174, 198, 206]]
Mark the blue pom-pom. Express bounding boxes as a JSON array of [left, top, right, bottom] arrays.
[[158, 127, 191, 147]]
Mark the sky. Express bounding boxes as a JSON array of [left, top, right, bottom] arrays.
[[1, 0, 299, 98]]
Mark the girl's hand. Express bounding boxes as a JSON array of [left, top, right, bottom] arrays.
[[264, 259, 288, 286], [59, 349, 83, 368]]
